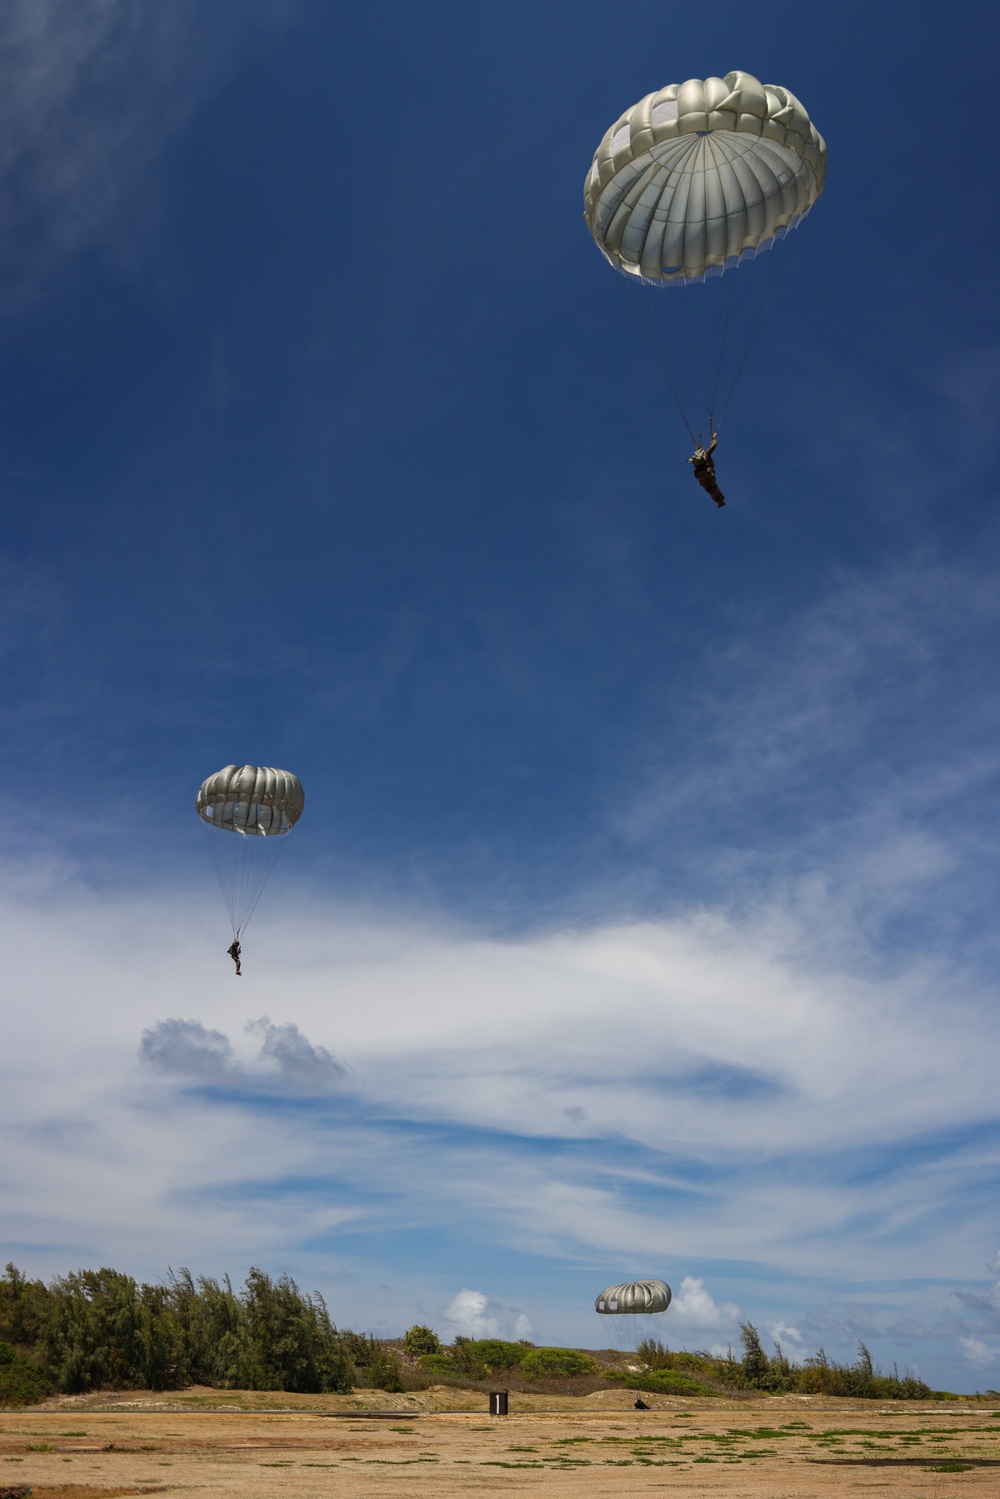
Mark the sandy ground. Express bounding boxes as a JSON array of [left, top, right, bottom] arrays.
[[2, 1387, 999, 1497]]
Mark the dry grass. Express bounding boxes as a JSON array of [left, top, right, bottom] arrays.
[[2, 1388, 999, 1495]]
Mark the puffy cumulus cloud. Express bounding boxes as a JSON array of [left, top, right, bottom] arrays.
[[440, 1289, 498, 1338], [768, 1320, 806, 1353], [247, 1017, 348, 1093], [667, 1276, 741, 1336], [438, 1288, 533, 1343], [139, 1018, 234, 1081], [140, 1016, 346, 1095]]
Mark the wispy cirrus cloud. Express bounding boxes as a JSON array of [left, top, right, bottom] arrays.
[[1, 842, 999, 1378], [0, 0, 286, 302]]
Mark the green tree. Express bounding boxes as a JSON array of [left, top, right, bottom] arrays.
[[0, 1339, 49, 1407], [403, 1324, 440, 1356], [739, 1321, 785, 1391], [0, 1265, 50, 1352]]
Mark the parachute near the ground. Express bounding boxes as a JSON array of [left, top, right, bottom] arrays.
[[595, 1278, 672, 1354], [196, 764, 304, 938], [584, 71, 826, 443]]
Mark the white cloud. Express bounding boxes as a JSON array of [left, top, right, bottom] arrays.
[[140, 1016, 347, 1093], [668, 1277, 741, 1335], [140, 1018, 234, 1081], [438, 1289, 532, 1343], [0, 1, 283, 302], [768, 1320, 806, 1352], [960, 1337, 1000, 1369], [1, 847, 1000, 1379]]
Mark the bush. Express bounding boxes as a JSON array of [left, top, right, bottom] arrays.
[[404, 1324, 440, 1356], [475, 1339, 528, 1370], [519, 1347, 597, 1379], [355, 1337, 403, 1393], [418, 1353, 459, 1376], [451, 1338, 525, 1374], [605, 1366, 716, 1396]]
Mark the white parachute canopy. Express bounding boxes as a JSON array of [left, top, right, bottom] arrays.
[[595, 1278, 672, 1355], [195, 764, 304, 937], [584, 71, 826, 440]]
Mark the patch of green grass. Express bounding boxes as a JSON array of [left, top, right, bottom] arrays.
[[923, 1462, 974, 1472], [727, 1427, 794, 1439], [481, 1460, 544, 1468]]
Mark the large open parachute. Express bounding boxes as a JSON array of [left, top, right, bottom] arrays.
[[595, 1278, 672, 1355], [196, 764, 304, 940], [584, 72, 826, 442]]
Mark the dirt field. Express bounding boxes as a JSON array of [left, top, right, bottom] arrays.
[[3, 1387, 999, 1497]]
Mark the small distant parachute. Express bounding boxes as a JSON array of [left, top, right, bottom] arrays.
[[196, 764, 304, 942], [595, 1278, 672, 1354], [584, 71, 826, 443]]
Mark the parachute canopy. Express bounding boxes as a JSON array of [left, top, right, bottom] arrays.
[[595, 1279, 672, 1316], [196, 764, 304, 938], [584, 71, 826, 285], [196, 764, 304, 835], [595, 1278, 672, 1355]]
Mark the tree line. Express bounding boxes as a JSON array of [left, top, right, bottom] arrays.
[[0, 1262, 357, 1400], [0, 1264, 935, 1406]]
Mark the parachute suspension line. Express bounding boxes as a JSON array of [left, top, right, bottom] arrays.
[[202, 822, 289, 938], [714, 241, 789, 428], [621, 279, 696, 446], [626, 239, 795, 445]]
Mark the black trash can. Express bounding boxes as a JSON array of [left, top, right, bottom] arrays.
[[489, 1389, 509, 1417]]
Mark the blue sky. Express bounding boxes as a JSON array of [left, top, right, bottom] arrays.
[[2, 0, 1000, 1392]]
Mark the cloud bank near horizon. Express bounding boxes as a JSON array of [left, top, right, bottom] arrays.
[[2, 852, 999, 1385]]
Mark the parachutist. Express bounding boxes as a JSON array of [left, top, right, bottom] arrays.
[[227, 939, 242, 977], [688, 433, 725, 508], [634, 1396, 650, 1410]]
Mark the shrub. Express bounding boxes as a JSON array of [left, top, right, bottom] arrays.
[[616, 1368, 716, 1396], [519, 1347, 597, 1379], [404, 1324, 440, 1356], [463, 1339, 525, 1372], [355, 1337, 403, 1393], [418, 1353, 458, 1376]]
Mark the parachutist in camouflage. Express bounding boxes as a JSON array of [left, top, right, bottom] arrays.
[[227, 938, 242, 976], [688, 434, 725, 508], [634, 1396, 650, 1410]]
